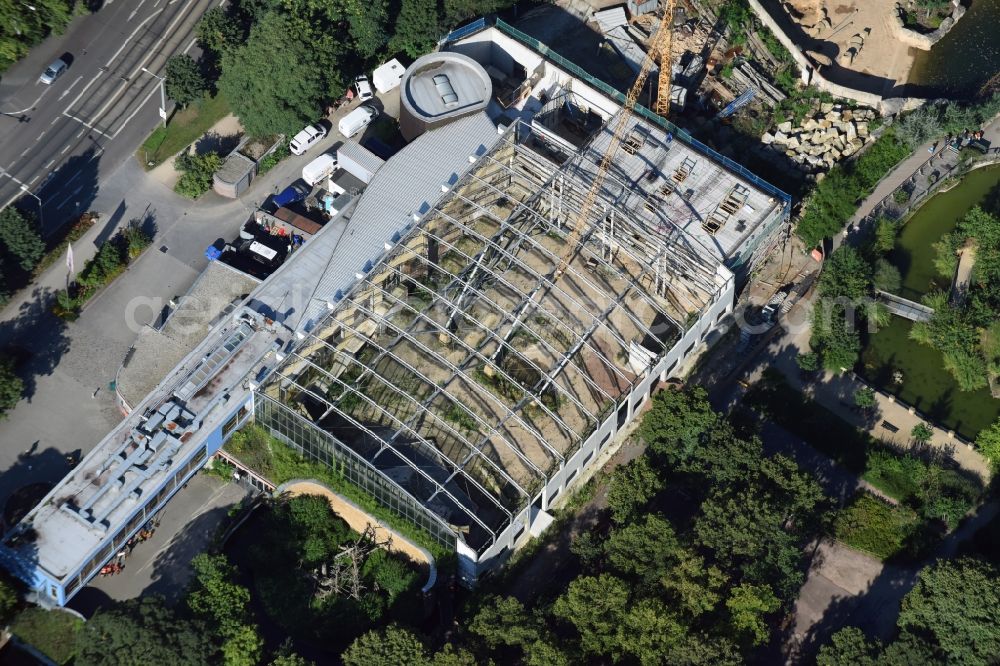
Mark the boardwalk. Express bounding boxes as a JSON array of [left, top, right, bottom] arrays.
[[877, 290, 935, 322], [951, 245, 976, 306]]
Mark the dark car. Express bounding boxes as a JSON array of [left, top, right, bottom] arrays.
[[271, 179, 312, 209]]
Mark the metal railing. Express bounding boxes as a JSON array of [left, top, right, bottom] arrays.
[[441, 17, 488, 44], [492, 19, 793, 207]]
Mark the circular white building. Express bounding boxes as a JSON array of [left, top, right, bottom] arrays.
[[399, 52, 493, 141]]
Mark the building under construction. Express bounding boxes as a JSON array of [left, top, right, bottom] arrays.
[[255, 22, 790, 584], [0, 17, 790, 604]]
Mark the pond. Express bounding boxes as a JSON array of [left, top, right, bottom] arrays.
[[906, 0, 1000, 98], [858, 165, 1000, 440]]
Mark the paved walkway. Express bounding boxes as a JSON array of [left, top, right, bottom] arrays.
[[837, 114, 1000, 248], [744, 294, 992, 480]]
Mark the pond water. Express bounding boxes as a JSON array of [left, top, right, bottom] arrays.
[[858, 165, 1000, 440], [906, 0, 1000, 98]]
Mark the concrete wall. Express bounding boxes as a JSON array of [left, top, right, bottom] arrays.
[[889, 1, 966, 51]]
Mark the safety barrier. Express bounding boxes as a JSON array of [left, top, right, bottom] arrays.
[[441, 17, 488, 44], [493, 20, 792, 206]]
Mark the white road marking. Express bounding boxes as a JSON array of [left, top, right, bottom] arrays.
[[153, 0, 162, 6], [49, 117, 59, 126], [19, 148, 30, 157], [77, 129, 86, 138], [61, 113, 115, 138], [28, 175, 38, 185], [56, 185, 83, 208], [44, 160, 55, 169], [60, 144, 72, 155], [35, 130, 46, 141], [183, 37, 197, 53], [66, 172, 82, 186], [111, 84, 160, 140], [58, 75, 83, 101], [104, 9, 163, 69], [127, 0, 147, 22]]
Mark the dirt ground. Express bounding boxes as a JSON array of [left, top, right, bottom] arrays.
[[783, 0, 917, 84]]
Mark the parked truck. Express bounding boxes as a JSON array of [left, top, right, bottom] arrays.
[[336, 140, 385, 184]]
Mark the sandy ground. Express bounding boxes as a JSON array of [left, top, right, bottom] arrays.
[[147, 113, 244, 189], [784, 0, 917, 85]]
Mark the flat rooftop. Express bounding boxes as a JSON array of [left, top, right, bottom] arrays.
[[402, 52, 492, 121], [3, 310, 283, 582], [561, 115, 784, 265], [117, 261, 259, 409]]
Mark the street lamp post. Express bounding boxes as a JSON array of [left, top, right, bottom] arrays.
[[140, 67, 167, 128], [20, 184, 43, 231]]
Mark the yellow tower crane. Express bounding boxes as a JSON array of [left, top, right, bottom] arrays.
[[553, 0, 674, 281]]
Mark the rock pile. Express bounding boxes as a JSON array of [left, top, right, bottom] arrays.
[[760, 104, 878, 171]]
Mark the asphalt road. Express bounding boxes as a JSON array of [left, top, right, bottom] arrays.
[[0, 0, 219, 236]]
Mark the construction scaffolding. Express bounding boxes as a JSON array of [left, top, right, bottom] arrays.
[[256, 120, 723, 555]]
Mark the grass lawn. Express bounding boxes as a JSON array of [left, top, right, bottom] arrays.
[[834, 493, 921, 560], [9, 608, 83, 665], [137, 93, 231, 169]]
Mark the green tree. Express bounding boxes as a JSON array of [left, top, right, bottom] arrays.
[[552, 574, 629, 657], [390, 0, 439, 58], [897, 558, 1000, 664], [0, 574, 17, 623], [726, 583, 780, 646], [873, 258, 902, 293], [430, 644, 478, 666], [796, 351, 820, 372], [819, 246, 873, 300], [468, 595, 540, 650], [660, 549, 726, 617], [165, 54, 207, 106], [910, 422, 933, 444], [617, 598, 687, 665], [854, 387, 877, 409], [0, 207, 44, 271], [638, 386, 719, 460], [219, 12, 329, 137], [812, 303, 862, 372], [0, 357, 23, 418], [75, 596, 211, 666], [269, 654, 313, 666], [196, 6, 243, 54], [604, 513, 680, 581], [816, 627, 879, 666], [342, 626, 429, 666], [605, 456, 663, 523], [975, 418, 1000, 472], [872, 217, 899, 254], [347, 0, 389, 57], [187, 554, 251, 640], [221, 624, 263, 666]]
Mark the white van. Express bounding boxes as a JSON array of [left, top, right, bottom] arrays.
[[338, 105, 378, 138], [289, 124, 327, 155], [302, 153, 337, 186]]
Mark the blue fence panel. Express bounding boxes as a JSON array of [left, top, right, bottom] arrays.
[[442, 17, 488, 44]]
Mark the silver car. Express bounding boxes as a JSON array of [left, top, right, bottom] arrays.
[[39, 58, 68, 85]]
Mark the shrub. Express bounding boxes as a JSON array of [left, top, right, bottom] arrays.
[[853, 387, 876, 409], [174, 151, 222, 198], [9, 608, 83, 665], [257, 141, 289, 175], [911, 422, 933, 444], [834, 493, 919, 560], [796, 352, 819, 372]]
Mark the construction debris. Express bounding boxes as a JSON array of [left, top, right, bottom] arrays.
[[763, 105, 878, 171], [728, 62, 787, 105]]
